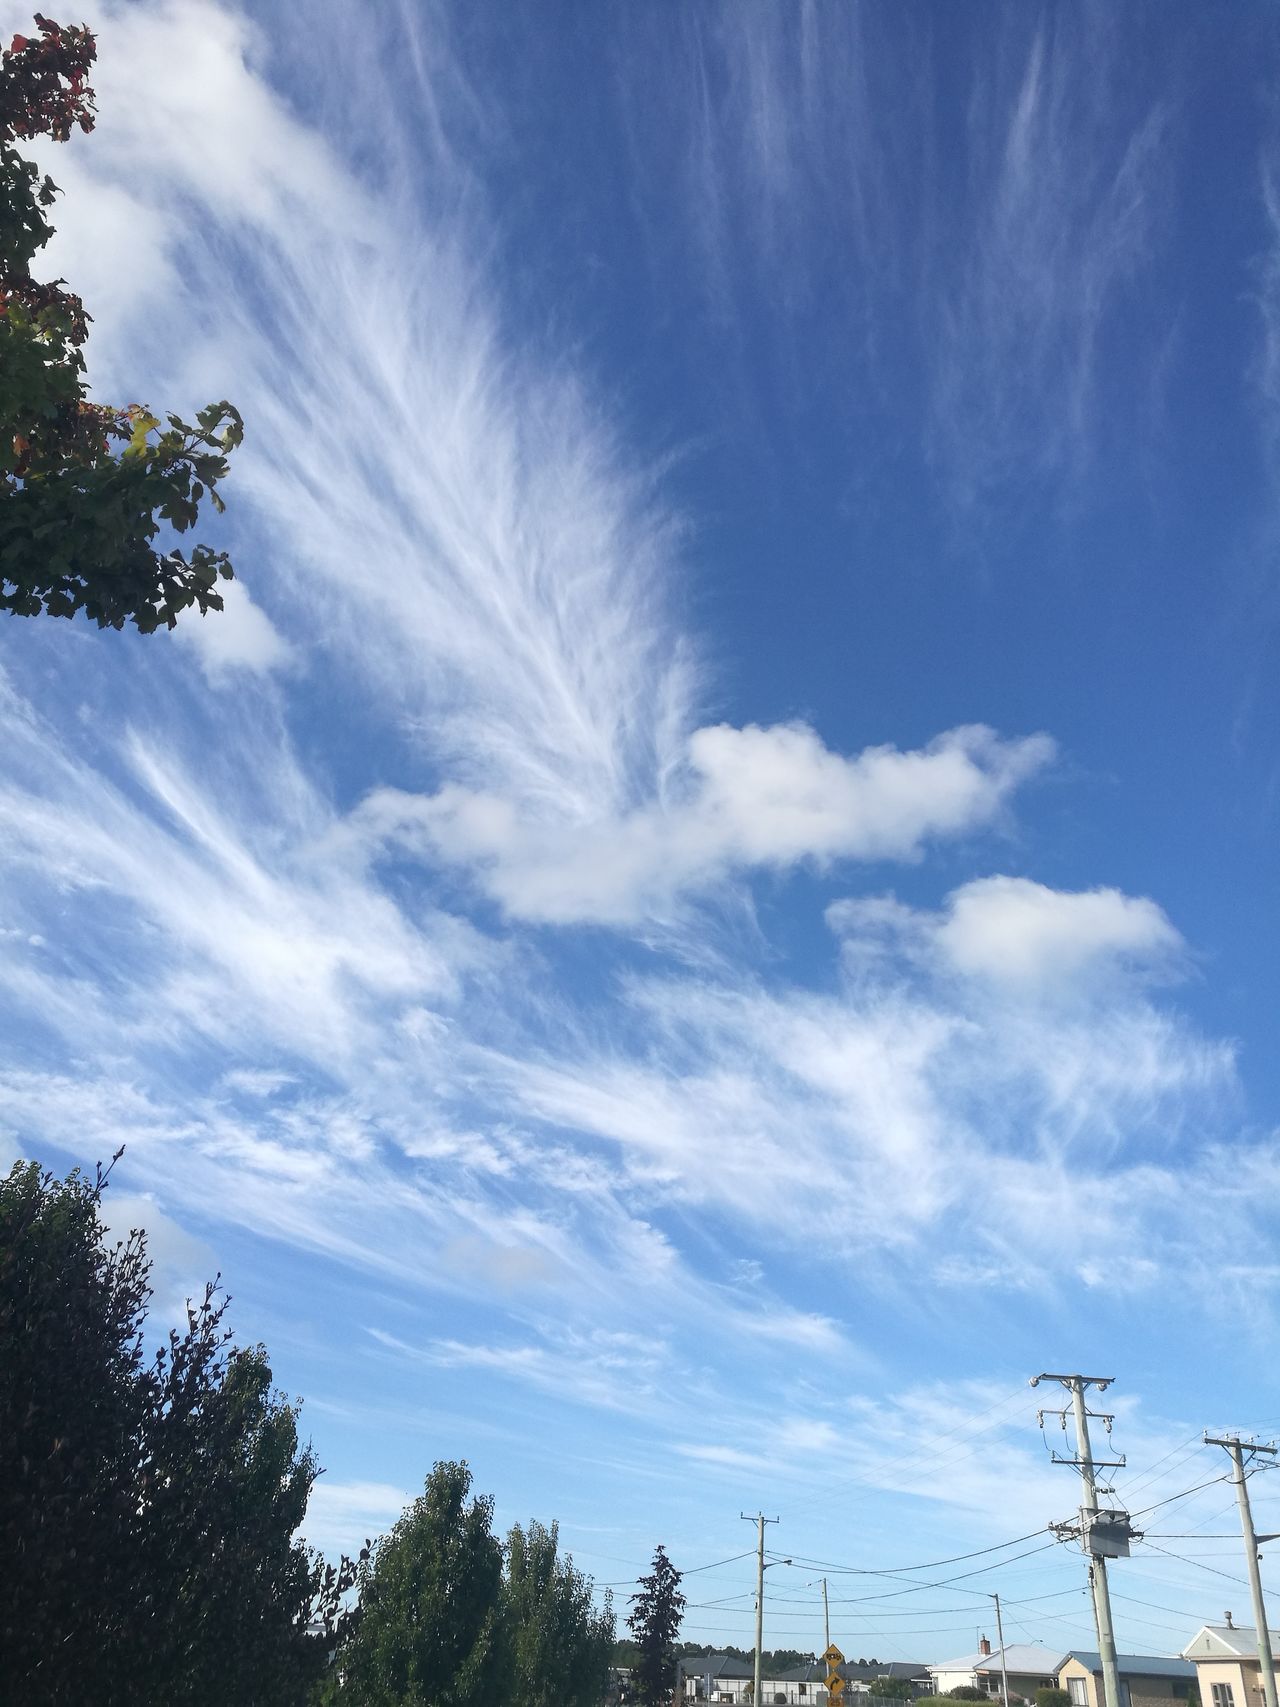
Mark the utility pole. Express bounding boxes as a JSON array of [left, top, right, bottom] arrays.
[[991, 1594, 1011, 1707], [1205, 1435, 1279, 1707], [822, 1577, 831, 1653], [1032, 1374, 1129, 1707], [742, 1513, 779, 1707]]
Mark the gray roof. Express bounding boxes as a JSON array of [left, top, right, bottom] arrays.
[[1184, 1627, 1280, 1662], [1066, 1653, 1195, 1681], [936, 1645, 1066, 1673], [678, 1655, 755, 1682], [847, 1663, 931, 1679]]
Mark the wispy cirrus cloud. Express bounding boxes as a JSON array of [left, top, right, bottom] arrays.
[[925, 15, 1168, 510], [0, 3, 1268, 1613], [611, 3, 1169, 517]]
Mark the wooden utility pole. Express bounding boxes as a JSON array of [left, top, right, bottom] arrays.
[[1033, 1373, 1128, 1707], [1204, 1435, 1279, 1707], [991, 1593, 1011, 1707], [741, 1513, 779, 1707]]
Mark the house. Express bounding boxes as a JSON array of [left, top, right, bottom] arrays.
[[678, 1656, 931, 1706], [1056, 1650, 1197, 1707], [679, 1654, 755, 1702], [844, 1663, 933, 1695], [1183, 1621, 1280, 1707], [929, 1640, 1067, 1703], [763, 1662, 830, 1704]]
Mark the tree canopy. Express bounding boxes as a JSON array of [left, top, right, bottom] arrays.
[[329, 1460, 505, 1707], [327, 1464, 617, 1707], [0, 1152, 354, 1705], [0, 14, 243, 631], [504, 1518, 615, 1707], [627, 1543, 687, 1707]]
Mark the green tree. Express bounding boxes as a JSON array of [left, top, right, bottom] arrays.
[[1036, 1691, 1071, 1707], [0, 1153, 354, 1705], [332, 1460, 504, 1707], [628, 1544, 686, 1707], [503, 1518, 615, 1707], [0, 16, 243, 631]]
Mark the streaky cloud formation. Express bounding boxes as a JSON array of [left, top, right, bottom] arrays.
[[0, 0, 1276, 1646]]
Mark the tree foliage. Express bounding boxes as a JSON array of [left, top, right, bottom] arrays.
[[0, 1152, 355, 1705], [504, 1518, 615, 1707], [327, 1468, 617, 1707], [0, 15, 243, 632], [331, 1460, 505, 1707], [628, 1543, 687, 1707]]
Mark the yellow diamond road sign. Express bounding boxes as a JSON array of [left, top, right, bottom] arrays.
[[824, 1645, 846, 1698]]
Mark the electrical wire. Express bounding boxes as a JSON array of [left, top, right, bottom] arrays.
[[1129, 1475, 1231, 1519], [1141, 1540, 1250, 1587], [764, 1529, 1051, 1578], [769, 1540, 1062, 1608], [599, 1549, 755, 1588]]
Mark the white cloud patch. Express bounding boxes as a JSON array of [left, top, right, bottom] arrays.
[[369, 1324, 670, 1414], [173, 579, 294, 683], [302, 1478, 412, 1559], [830, 875, 1184, 993], [357, 724, 1054, 925], [938, 875, 1182, 985], [97, 1188, 216, 1322]]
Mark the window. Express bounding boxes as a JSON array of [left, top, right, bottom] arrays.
[[1068, 1677, 1089, 1705], [800, 1689, 807, 1698], [1212, 1684, 1236, 1707]]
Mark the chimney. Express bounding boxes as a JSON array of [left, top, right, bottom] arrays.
[[1226, 1613, 1235, 1630], [980, 1638, 992, 1657]]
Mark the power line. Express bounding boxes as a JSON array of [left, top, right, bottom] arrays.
[[598, 1548, 755, 1588], [1141, 1539, 1251, 1586], [778, 1540, 1063, 1607], [1116, 1438, 1212, 1504], [1129, 1474, 1231, 1518], [764, 1528, 1051, 1578]]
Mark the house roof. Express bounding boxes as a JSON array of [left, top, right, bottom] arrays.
[[678, 1655, 755, 1681], [933, 1645, 1067, 1676], [1183, 1626, 1280, 1662], [846, 1663, 932, 1681], [1065, 1653, 1196, 1680]]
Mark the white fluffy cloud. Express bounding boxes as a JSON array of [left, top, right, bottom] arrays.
[[830, 873, 1184, 992], [938, 874, 1182, 984], [357, 723, 1055, 924], [173, 580, 294, 682]]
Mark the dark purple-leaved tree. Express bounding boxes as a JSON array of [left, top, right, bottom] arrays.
[[0, 1151, 357, 1705], [628, 1544, 686, 1707]]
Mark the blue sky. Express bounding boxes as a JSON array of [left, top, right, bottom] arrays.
[[5, 0, 1280, 1663]]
